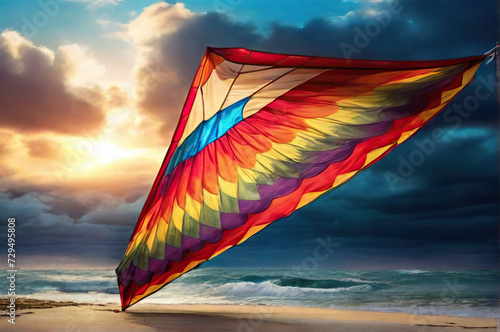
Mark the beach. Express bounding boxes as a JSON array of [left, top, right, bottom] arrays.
[[1, 269, 498, 330], [1, 298, 497, 331]]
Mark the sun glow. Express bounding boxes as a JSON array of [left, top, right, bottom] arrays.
[[92, 141, 137, 165]]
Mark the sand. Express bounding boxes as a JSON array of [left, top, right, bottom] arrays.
[[0, 298, 497, 331]]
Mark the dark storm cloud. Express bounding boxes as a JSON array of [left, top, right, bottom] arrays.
[[79, 195, 144, 226], [260, 0, 494, 59], [0, 174, 146, 252], [0, 190, 141, 267]]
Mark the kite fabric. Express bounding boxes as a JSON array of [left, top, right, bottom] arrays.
[[116, 47, 487, 310]]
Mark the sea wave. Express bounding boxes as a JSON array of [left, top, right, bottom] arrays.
[[396, 269, 430, 274], [217, 280, 372, 298], [271, 276, 384, 290]]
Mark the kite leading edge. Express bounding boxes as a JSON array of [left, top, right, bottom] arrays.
[[116, 46, 493, 310]]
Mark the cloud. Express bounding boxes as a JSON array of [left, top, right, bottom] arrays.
[[0, 130, 17, 157], [127, 3, 193, 46], [0, 150, 159, 212], [0, 190, 143, 252], [25, 137, 62, 159], [79, 195, 145, 226], [56, 43, 106, 86], [260, 0, 493, 59], [105, 85, 129, 109], [0, 30, 106, 135], [0, 192, 51, 220]]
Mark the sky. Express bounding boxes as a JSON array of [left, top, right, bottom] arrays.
[[0, 0, 498, 270]]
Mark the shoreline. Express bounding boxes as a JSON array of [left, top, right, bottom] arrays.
[[1, 298, 497, 331]]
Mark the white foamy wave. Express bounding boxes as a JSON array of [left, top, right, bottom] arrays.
[[397, 270, 429, 274], [334, 277, 377, 284], [217, 281, 372, 298]]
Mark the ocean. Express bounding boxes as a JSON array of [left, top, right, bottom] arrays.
[[2, 269, 499, 318]]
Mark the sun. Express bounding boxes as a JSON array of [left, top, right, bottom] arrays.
[[92, 141, 136, 165]]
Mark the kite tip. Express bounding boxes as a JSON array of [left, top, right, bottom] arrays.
[[484, 44, 499, 56], [483, 44, 499, 65]]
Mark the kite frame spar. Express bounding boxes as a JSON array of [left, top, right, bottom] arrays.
[[117, 46, 495, 310]]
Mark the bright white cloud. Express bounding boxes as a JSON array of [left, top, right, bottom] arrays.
[[127, 2, 192, 45], [0, 30, 54, 73], [56, 43, 106, 86]]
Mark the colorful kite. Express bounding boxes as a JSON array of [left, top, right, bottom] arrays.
[[116, 47, 490, 310]]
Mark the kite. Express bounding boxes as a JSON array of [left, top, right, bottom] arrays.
[[116, 47, 494, 310]]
